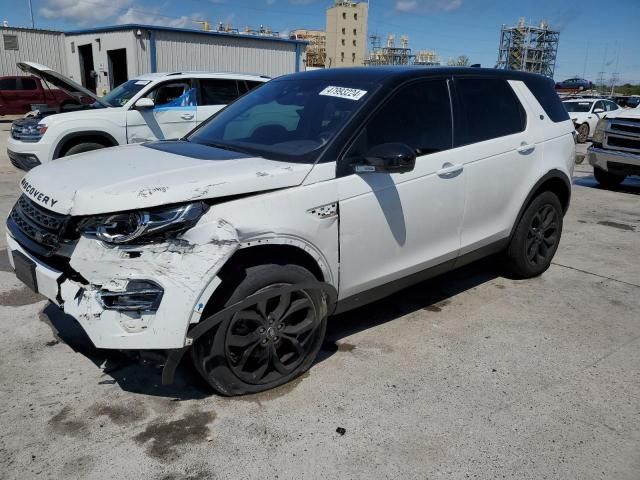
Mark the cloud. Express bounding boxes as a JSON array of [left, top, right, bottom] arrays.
[[39, 0, 132, 24], [116, 8, 204, 28], [395, 0, 462, 13]]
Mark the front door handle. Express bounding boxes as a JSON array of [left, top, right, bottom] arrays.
[[180, 113, 194, 120], [516, 143, 536, 154], [437, 162, 464, 178]]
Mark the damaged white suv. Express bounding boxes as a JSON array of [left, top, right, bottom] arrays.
[[6, 67, 575, 395]]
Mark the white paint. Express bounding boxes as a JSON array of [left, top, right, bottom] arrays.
[[319, 86, 367, 101]]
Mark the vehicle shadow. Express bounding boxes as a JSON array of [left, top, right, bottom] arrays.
[[317, 257, 500, 362], [573, 174, 640, 195], [40, 256, 501, 399]]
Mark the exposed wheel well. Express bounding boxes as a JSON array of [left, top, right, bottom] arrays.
[[199, 244, 325, 319], [55, 133, 117, 158]]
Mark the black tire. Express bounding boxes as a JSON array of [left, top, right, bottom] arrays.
[[576, 123, 589, 143], [63, 142, 107, 157], [191, 264, 326, 396], [593, 167, 625, 189], [504, 191, 563, 279]]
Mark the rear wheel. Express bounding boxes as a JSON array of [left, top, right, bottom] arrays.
[[576, 123, 589, 143], [504, 191, 563, 279], [191, 264, 326, 396], [594, 167, 625, 189]]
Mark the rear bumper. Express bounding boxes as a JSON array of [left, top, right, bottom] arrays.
[[7, 149, 41, 170], [587, 146, 640, 176]]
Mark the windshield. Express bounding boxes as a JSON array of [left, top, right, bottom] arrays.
[[563, 101, 592, 113], [187, 79, 376, 163], [102, 80, 151, 107]]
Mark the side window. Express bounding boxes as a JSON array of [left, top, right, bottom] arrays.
[[199, 79, 240, 105], [605, 101, 618, 112], [453, 77, 526, 146], [594, 100, 605, 112], [147, 81, 193, 107], [523, 76, 568, 123], [20, 78, 37, 90], [0, 78, 17, 90], [345, 79, 452, 161]]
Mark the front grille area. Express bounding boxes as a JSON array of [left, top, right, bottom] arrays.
[[605, 118, 640, 153], [606, 136, 640, 151], [610, 121, 640, 136], [7, 195, 70, 257]]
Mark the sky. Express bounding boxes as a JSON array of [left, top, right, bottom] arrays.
[[3, 0, 640, 83]]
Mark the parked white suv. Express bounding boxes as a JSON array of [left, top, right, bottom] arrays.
[[7, 62, 268, 170], [6, 68, 575, 395], [562, 98, 621, 143]]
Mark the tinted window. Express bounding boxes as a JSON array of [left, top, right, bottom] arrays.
[[21, 78, 37, 90], [147, 81, 192, 106], [523, 76, 569, 123], [564, 101, 592, 113], [237, 80, 264, 95], [345, 79, 452, 161], [0, 78, 17, 90], [200, 79, 239, 105], [453, 78, 526, 146], [605, 101, 618, 112], [594, 101, 605, 112]]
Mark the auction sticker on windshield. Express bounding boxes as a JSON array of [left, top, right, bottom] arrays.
[[319, 86, 367, 101]]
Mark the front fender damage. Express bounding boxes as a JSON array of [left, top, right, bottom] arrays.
[[60, 218, 240, 350]]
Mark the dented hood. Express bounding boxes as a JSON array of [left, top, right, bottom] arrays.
[[20, 141, 314, 215]]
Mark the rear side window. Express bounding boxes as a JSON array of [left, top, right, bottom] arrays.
[[238, 80, 265, 95], [0, 78, 17, 90], [200, 79, 240, 105], [345, 78, 452, 160], [21, 78, 37, 90], [453, 78, 526, 146], [523, 76, 569, 123]]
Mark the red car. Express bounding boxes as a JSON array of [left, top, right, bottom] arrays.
[[0, 75, 82, 116]]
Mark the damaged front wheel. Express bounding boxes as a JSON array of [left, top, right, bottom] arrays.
[[191, 264, 327, 396]]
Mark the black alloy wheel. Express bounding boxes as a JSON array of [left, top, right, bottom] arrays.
[[225, 288, 319, 385], [525, 204, 559, 267]]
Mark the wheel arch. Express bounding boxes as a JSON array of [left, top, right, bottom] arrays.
[[53, 130, 119, 159], [510, 169, 571, 238]]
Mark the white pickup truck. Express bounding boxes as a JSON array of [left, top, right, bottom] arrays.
[[7, 62, 268, 170], [587, 108, 640, 187]]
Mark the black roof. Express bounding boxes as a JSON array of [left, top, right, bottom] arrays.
[[277, 66, 550, 84]]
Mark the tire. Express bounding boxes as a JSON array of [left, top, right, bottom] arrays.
[[504, 191, 563, 279], [191, 264, 326, 396], [593, 167, 625, 189], [63, 142, 107, 157], [576, 123, 589, 143]]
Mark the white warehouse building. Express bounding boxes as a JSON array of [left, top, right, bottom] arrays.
[[1, 24, 306, 94]]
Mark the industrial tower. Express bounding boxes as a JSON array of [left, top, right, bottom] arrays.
[[496, 18, 559, 77]]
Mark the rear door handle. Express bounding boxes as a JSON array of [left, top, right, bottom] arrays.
[[437, 162, 464, 177], [516, 143, 536, 154], [180, 113, 194, 120]]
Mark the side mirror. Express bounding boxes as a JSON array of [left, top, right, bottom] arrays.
[[593, 108, 605, 114], [134, 97, 155, 110], [354, 143, 416, 174]]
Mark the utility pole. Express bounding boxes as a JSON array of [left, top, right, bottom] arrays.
[[27, 0, 35, 28]]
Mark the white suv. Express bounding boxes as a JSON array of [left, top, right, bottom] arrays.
[[6, 67, 576, 395], [7, 62, 268, 170]]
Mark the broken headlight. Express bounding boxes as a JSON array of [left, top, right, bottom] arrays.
[[80, 202, 208, 244]]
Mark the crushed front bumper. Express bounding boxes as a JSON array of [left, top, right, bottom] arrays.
[[6, 223, 239, 350]]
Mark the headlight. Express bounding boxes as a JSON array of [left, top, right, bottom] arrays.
[[592, 118, 608, 144], [79, 202, 208, 244], [11, 122, 47, 142]]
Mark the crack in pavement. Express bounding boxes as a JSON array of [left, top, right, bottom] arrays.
[[551, 262, 640, 289]]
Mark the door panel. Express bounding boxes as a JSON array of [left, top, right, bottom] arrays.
[[337, 78, 465, 299], [126, 80, 197, 143], [452, 78, 543, 253]]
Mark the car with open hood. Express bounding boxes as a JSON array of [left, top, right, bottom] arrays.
[[6, 61, 269, 170], [6, 67, 575, 395]]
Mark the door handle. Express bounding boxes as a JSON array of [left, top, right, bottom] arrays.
[[516, 143, 536, 154], [437, 162, 463, 177], [180, 113, 194, 120]]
